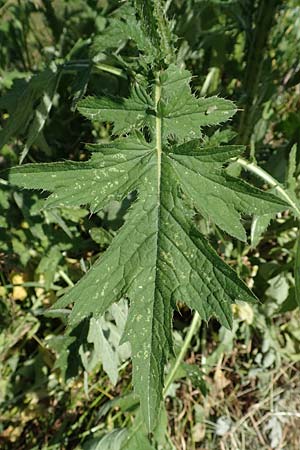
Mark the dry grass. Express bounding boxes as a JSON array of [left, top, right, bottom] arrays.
[[167, 354, 300, 449]]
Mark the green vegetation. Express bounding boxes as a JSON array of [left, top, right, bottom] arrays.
[[1, 1, 300, 449]]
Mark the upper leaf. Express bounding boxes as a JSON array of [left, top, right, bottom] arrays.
[[157, 65, 237, 141], [9, 65, 288, 431], [79, 87, 153, 135], [134, 0, 175, 63], [78, 65, 237, 142], [92, 4, 157, 63]]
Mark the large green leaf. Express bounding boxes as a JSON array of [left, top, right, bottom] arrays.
[[9, 65, 287, 431]]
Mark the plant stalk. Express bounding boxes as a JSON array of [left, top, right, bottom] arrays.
[[237, 158, 300, 218], [163, 312, 201, 396], [93, 63, 126, 79]]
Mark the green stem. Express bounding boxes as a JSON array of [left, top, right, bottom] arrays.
[[200, 67, 218, 96], [58, 269, 74, 287], [61, 61, 126, 79], [163, 312, 201, 396], [3, 282, 62, 290], [237, 157, 300, 218], [93, 63, 126, 79], [165, 431, 177, 450]]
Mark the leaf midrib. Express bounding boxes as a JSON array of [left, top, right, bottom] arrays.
[[143, 73, 163, 430], [155, 74, 162, 193]]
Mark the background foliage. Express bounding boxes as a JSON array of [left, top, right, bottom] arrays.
[[0, 0, 300, 449]]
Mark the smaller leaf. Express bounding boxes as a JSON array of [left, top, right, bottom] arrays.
[[277, 288, 298, 313], [82, 429, 128, 450], [70, 66, 91, 111], [0, 68, 57, 160], [47, 319, 89, 380], [98, 394, 139, 419], [92, 4, 156, 62], [90, 227, 112, 246], [87, 317, 120, 385], [287, 144, 297, 191], [158, 65, 237, 142], [83, 300, 131, 384], [250, 214, 273, 248], [120, 413, 155, 450], [20, 76, 57, 163], [36, 245, 62, 290], [78, 86, 152, 135], [181, 363, 207, 396], [134, 0, 174, 63]]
